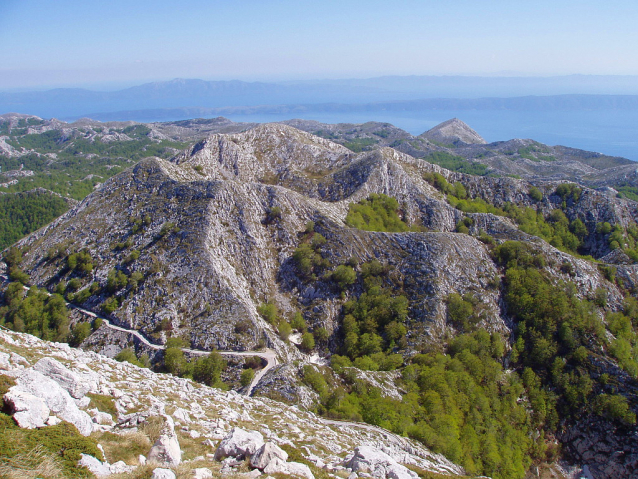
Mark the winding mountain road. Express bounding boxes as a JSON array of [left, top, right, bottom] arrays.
[[0, 274, 278, 395]]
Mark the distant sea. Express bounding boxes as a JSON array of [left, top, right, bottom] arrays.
[[220, 109, 638, 162]]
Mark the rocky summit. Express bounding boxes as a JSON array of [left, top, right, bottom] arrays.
[[2, 120, 638, 479]]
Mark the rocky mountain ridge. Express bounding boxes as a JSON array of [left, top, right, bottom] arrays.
[[3, 120, 638, 478]]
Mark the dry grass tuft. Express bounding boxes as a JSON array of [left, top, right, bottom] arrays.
[[139, 416, 165, 444], [0, 444, 65, 479], [95, 430, 151, 465]]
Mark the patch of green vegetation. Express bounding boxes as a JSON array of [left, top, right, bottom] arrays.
[[0, 413, 102, 478], [343, 137, 378, 152], [0, 191, 70, 249], [0, 374, 16, 396], [495, 241, 636, 425], [292, 232, 331, 281], [517, 144, 556, 162], [312, 328, 535, 479], [617, 186, 638, 202], [423, 152, 489, 176], [345, 194, 413, 232], [87, 393, 118, 417], [0, 282, 70, 342]]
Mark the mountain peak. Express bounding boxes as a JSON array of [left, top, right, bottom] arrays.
[[420, 118, 486, 145]]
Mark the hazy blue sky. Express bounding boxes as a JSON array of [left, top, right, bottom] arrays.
[[1, 0, 637, 90]]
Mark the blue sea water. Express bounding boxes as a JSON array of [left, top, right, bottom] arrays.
[[222, 109, 638, 162]]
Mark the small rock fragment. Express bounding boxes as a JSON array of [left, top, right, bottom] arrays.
[[151, 468, 177, 479]]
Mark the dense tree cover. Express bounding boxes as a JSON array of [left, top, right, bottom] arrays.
[[345, 194, 414, 232], [495, 241, 636, 426], [0, 191, 69, 249], [422, 152, 489, 176], [298, 239, 637, 479], [332, 260, 409, 370], [596, 221, 638, 261], [303, 330, 535, 479], [0, 282, 69, 342], [425, 173, 588, 256]]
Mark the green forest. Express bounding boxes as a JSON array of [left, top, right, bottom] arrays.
[[0, 191, 70, 249]]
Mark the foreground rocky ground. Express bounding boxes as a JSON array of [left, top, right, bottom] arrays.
[[0, 328, 466, 479]]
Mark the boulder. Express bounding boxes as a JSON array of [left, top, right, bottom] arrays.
[[344, 446, 418, 479], [0, 352, 10, 370], [250, 442, 289, 470], [263, 458, 314, 479], [172, 407, 191, 423], [78, 454, 111, 476], [148, 415, 181, 466], [214, 427, 264, 460], [3, 387, 49, 429], [14, 369, 93, 435], [152, 468, 177, 479], [192, 467, 214, 479], [110, 460, 136, 474], [33, 357, 89, 399]]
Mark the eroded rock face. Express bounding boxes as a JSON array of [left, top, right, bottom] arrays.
[[214, 427, 265, 461], [344, 446, 419, 479], [560, 416, 638, 479]]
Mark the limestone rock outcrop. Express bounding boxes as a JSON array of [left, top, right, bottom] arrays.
[[214, 427, 264, 461], [148, 415, 182, 466], [344, 446, 419, 479]]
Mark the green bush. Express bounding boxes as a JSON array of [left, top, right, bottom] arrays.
[[192, 351, 226, 388], [257, 302, 279, 325], [331, 265, 356, 290], [345, 194, 411, 232], [240, 368, 255, 387], [300, 332, 315, 351], [114, 348, 144, 368], [69, 322, 91, 346]]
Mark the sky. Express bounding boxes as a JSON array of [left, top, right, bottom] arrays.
[[1, 0, 638, 90]]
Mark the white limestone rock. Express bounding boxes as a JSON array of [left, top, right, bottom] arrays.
[[110, 460, 136, 474], [250, 442, 289, 470], [152, 468, 177, 479], [0, 352, 11, 370], [214, 427, 264, 460], [263, 458, 314, 479], [192, 467, 214, 479], [79, 454, 111, 476], [14, 369, 93, 435], [148, 415, 182, 466], [343, 446, 418, 479], [33, 357, 89, 399], [3, 387, 49, 429]]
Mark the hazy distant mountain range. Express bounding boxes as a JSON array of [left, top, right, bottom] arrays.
[[2, 75, 638, 120]]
